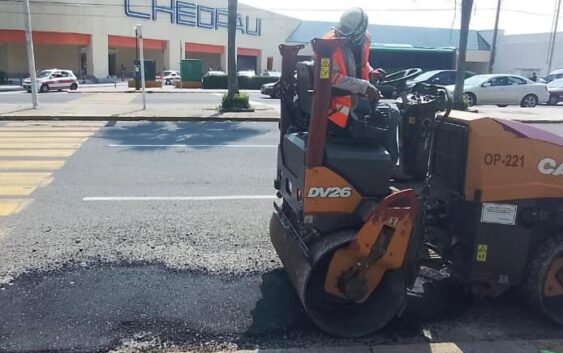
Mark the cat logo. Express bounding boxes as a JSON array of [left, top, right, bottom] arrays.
[[538, 158, 563, 176]]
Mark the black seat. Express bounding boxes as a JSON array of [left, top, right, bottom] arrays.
[[296, 61, 315, 115]]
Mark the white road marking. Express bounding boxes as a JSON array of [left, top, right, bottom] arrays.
[[107, 144, 277, 148], [83, 195, 275, 201]]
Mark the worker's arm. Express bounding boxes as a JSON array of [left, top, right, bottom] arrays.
[[331, 61, 374, 95]]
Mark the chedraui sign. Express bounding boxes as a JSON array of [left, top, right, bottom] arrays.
[[125, 0, 262, 36]]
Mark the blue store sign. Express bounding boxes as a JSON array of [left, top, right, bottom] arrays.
[[125, 0, 262, 36]]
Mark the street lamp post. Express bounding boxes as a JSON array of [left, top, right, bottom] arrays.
[[135, 24, 146, 110], [23, 0, 38, 108]]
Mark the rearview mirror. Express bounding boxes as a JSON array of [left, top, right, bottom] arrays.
[[482, 82, 491, 87]]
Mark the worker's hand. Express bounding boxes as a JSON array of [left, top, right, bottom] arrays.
[[370, 68, 387, 81], [365, 85, 381, 102]]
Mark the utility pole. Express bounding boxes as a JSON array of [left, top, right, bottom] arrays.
[[453, 0, 474, 108], [547, 0, 562, 74], [135, 26, 141, 90], [23, 0, 38, 108], [488, 0, 502, 73], [135, 24, 146, 110]]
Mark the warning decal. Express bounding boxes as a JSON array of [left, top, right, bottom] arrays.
[[477, 244, 488, 262], [320, 58, 330, 79], [481, 203, 517, 225]]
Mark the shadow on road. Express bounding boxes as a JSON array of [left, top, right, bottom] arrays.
[[97, 121, 271, 151]]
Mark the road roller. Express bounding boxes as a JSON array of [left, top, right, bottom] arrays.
[[270, 39, 563, 337]]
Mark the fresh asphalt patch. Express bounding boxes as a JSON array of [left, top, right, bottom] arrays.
[[1, 263, 560, 353]]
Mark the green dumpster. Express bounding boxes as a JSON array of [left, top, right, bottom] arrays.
[[181, 59, 203, 82], [134, 60, 156, 81]]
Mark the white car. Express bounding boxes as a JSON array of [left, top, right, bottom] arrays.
[[23, 69, 79, 93], [448, 74, 549, 107], [159, 70, 180, 85]]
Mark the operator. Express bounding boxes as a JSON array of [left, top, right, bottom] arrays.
[[324, 7, 401, 170]]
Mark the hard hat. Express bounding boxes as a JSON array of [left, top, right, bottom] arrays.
[[335, 7, 369, 38]]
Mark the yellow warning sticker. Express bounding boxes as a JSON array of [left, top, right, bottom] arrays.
[[477, 244, 488, 262], [320, 58, 330, 79]]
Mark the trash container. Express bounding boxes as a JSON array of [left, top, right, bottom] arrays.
[[180, 59, 203, 82]]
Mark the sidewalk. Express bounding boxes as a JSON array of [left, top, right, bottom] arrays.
[[0, 92, 561, 123], [74, 85, 260, 94], [0, 93, 279, 121]]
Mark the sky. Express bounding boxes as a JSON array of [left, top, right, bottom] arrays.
[[239, 0, 562, 35]]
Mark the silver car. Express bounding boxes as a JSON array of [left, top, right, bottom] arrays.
[[448, 74, 549, 107]]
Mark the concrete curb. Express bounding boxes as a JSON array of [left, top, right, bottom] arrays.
[[1, 115, 561, 124], [0, 115, 279, 122], [0, 87, 25, 93]]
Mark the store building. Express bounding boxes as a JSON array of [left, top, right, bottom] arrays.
[[5, 0, 556, 80], [0, 0, 300, 79]]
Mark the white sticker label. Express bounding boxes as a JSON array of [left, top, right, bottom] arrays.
[[481, 203, 517, 225]]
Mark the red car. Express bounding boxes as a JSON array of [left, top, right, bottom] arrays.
[[547, 78, 563, 105]]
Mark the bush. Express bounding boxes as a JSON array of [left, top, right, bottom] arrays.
[[221, 93, 251, 111], [203, 75, 228, 89], [202, 75, 278, 90]]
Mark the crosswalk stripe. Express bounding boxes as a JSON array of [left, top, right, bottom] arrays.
[[1, 122, 106, 127], [0, 160, 66, 170], [0, 173, 52, 185], [0, 200, 32, 216], [0, 123, 101, 217], [0, 132, 94, 137], [0, 143, 83, 149], [0, 127, 101, 132], [0, 149, 76, 157], [0, 138, 88, 143], [0, 185, 37, 196]]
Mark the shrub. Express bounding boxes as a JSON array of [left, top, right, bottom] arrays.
[[202, 75, 278, 90], [221, 93, 251, 111], [202, 75, 228, 89]]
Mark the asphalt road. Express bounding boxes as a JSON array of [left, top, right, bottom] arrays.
[[0, 121, 562, 353]]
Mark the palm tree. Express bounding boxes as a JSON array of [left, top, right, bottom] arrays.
[[453, 0, 474, 109], [227, 0, 239, 96]]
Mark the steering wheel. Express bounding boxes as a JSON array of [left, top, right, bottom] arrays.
[[380, 68, 423, 86]]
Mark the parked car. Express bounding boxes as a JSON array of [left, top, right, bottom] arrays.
[[203, 70, 227, 78], [23, 69, 79, 93], [447, 74, 549, 108], [158, 70, 180, 85], [543, 69, 563, 83], [406, 69, 474, 89], [261, 81, 279, 98], [263, 71, 281, 78], [237, 70, 256, 78], [547, 78, 563, 105]]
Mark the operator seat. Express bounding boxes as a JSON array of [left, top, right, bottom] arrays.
[[283, 61, 393, 197]]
